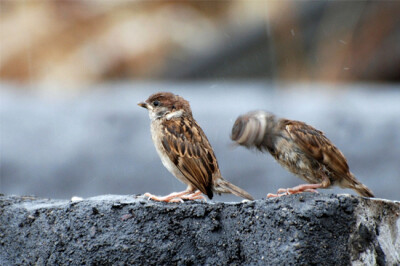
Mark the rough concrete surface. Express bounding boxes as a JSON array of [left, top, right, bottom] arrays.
[[0, 194, 399, 265]]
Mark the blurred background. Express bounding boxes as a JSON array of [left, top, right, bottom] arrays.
[[1, 1, 399, 201]]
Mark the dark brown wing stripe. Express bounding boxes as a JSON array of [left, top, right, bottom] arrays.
[[206, 151, 214, 163]]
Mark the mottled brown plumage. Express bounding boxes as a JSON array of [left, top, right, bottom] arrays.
[[161, 117, 216, 198], [231, 111, 374, 198], [138, 92, 254, 202]]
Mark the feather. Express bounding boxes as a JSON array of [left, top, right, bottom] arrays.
[[161, 117, 217, 199], [284, 120, 350, 177]]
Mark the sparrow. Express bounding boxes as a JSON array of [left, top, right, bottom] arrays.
[[138, 92, 254, 202], [231, 111, 374, 198]]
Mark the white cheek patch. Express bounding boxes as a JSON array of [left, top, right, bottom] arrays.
[[149, 111, 157, 121], [166, 110, 183, 120]]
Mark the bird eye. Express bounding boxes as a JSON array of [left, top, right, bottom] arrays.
[[153, 100, 160, 107]]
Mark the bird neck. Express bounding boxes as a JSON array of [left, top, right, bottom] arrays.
[[260, 115, 280, 151]]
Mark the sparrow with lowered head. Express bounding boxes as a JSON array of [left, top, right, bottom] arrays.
[[138, 92, 254, 202], [231, 111, 374, 198]]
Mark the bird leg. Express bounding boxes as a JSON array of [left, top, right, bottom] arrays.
[[180, 190, 207, 201], [277, 183, 322, 194], [144, 191, 189, 203], [267, 183, 322, 198], [144, 189, 205, 203]]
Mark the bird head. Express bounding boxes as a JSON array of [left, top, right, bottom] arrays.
[[231, 110, 274, 148], [138, 92, 192, 121]]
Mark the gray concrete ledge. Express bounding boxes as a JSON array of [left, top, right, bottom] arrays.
[[0, 194, 399, 265]]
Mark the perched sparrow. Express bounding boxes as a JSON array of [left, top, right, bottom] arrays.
[[138, 92, 254, 202], [231, 111, 374, 198]]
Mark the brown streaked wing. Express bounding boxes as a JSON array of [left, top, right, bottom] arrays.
[[161, 117, 217, 198], [284, 120, 350, 176]]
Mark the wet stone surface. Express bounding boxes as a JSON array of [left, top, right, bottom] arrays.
[[0, 194, 399, 265]]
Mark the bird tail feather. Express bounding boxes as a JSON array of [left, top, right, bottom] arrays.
[[349, 173, 374, 198], [215, 178, 254, 200]]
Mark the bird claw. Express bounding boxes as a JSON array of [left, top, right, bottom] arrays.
[[167, 198, 184, 203], [143, 191, 205, 203], [267, 192, 287, 198], [266, 188, 291, 198], [143, 192, 183, 203], [267, 184, 321, 198], [180, 191, 207, 201], [277, 188, 290, 194]]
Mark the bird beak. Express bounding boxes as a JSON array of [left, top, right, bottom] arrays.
[[138, 102, 148, 109]]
